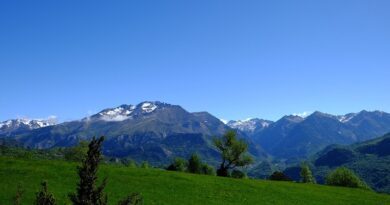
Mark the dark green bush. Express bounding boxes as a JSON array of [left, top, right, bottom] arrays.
[[269, 171, 292, 181], [231, 170, 247, 179], [326, 167, 370, 190]]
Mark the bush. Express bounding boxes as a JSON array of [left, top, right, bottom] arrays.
[[118, 193, 143, 205], [167, 158, 187, 172], [35, 181, 56, 205], [269, 171, 292, 181], [13, 184, 24, 205], [326, 167, 370, 190], [187, 154, 202, 174], [201, 164, 215, 176], [231, 170, 247, 179], [140, 161, 149, 169]]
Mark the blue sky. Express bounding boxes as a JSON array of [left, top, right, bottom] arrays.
[[1, 0, 389, 122]]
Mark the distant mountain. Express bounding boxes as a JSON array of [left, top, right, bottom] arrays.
[[0, 118, 56, 136], [309, 133, 390, 193], [227, 118, 273, 135], [2, 101, 266, 165], [252, 110, 390, 159]]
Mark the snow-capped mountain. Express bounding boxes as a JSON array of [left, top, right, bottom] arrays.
[[227, 118, 273, 134], [89, 101, 165, 122], [0, 117, 57, 135]]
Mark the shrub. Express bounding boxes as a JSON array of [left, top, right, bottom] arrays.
[[117, 193, 143, 205], [201, 164, 216, 176], [13, 183, 24, 205], [231, 170, 247, 179], [269, 171, 292, 181], [35, 181, 56, 205], [166, 158, 187, 172], [326, 167, 370, 190], [140, 161, 149, 169]]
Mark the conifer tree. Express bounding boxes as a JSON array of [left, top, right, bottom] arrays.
[[68, 136, 108, 205], [35, 181, 56, 205], [300, 163, 316, 183]]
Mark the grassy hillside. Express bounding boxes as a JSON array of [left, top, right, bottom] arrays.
[[0, 157, 389, 205]]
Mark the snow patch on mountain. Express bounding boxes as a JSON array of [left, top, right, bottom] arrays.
[[141, 102, 157, 113], [0, 116, 57, 131], [227, 118, 272, 133], [98, 105, 135, 122], [338, 113, 357, 123]]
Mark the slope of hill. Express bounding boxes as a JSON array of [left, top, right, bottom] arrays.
[[1, 101, 266, 165], [285, 133, 390, 193], [0, 157, 389, 205]]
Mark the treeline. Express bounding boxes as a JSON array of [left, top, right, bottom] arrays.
[[268, 163, 370, 190]]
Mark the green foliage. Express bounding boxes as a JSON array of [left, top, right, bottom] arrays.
[[64, 141, 89, 162], [300, 163, 316, 184], [213, 131, 253, 177], [13, 183, 24, 205], [140, 161, 149, 169], [68, 136, 108, 205], [326, 167, 370, 190], [231, 170, 247, 179], [269, 171, 292, 181], [200, 164, 215, 176], [35, 181, 56, 205], [1, 157, 390, 205], [117, 193, 143, 205], [166, 158, 187, 172], [187, 153, 202, 174], [121, 158, 137, 168]]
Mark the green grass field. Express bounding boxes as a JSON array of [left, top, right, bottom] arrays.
[[0, 157, 389, 205]]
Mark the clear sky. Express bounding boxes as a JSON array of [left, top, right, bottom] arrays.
[[1, 0, 389, 122]]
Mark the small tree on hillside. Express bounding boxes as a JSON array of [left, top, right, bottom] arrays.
[[35, 181, 56, 205], [213, 131, 253, 177], [68, 136, 108, 205], [13, 183, 24, 205], [187, 153, 202, 174], [117, 193, 143, 205], [326, 167, 370, 190], [300, 163, 316, 184]]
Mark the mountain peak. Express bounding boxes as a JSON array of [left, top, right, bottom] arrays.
[[227, 118, 273, 133]]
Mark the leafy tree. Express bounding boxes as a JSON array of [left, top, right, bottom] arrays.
[[68, 136, 108, 205], [213, 131, 253, 177], [65, 141, 89, 162], [13, 183, 24, 205], [35, 181, 56, 205], [140, 161, 149, 169], [269, 171, 292, 181], [117, 193, 143, 205], [166, 158, 187, 172], [187, 153, 202, 174], [326, 167, 370, 190], [200, 164, 215, 176], [300, 163, 316, 183], [231, 170, 247, 179]]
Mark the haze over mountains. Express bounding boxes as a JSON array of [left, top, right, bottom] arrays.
[[1, 101, 390, 164]]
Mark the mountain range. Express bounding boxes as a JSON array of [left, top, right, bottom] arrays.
[[0, 101, 266, 165], [1, 101, 390, 164]]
